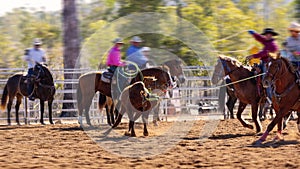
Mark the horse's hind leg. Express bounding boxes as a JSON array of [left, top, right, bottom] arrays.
[[7, 98, 14, 125], [153, 103, 160, 126], [236, 102, 253, 130], [15, 95, 22, 125], [110, 102, 115, 125], [251, 103, 262, 133], [226, 95, 237, 119]]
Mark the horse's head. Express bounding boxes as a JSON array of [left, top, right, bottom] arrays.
[[262, 58, 283, 88], [33, 62, 53, 84], [211, 55, 241, 84], [141, 67, 175, 95], [163, 59, 185, 84], [211, 59, 224, 84]]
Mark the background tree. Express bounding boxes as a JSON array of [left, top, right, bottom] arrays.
[[60, 0, 80, 117]]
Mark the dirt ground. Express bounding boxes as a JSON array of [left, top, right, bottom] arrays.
[[0, 118, 299, 169]]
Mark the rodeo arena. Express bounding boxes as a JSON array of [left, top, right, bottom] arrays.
[[1, 2, 300, 169]]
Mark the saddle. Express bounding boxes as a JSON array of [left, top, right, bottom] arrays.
[[101, 71, 114, 83]]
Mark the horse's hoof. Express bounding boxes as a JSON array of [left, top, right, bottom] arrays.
[[17, 123, 21, 126], [272, 134, 284, 142], [124, 131, 131, 136], [246, 124, 254, 130], [252, 139, 263, 146], [143, 132, 149, 136], [131, 133, 137, 137]]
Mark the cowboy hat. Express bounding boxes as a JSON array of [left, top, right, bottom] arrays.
[[130, 36, 143, 43], [112, 38, 124, 44], [261, 28, 279, 36], [288, 22, 300, 32], [33, 38, 42, 45], [141, 47, 151, 52]]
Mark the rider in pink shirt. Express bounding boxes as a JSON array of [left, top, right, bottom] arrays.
[[106, 38, 125, 72]]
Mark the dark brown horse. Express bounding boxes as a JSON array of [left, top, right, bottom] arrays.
[[211, 71, 237, 119], [214, 55, 262, 133], [1, 62, 55, 125], [255, 56, 300, 144], [77, 67, 174, 126]]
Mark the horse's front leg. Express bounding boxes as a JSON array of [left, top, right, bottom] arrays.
[[273, 116, 284, 141], [142, 112, 150, 136], [236, 102, 253, 129], [48, 99, 54, 124], [15, 96, 22, 125], [255, 108, 289, 144], [40, 100, 45, 125], [297, 112, 300, 133]]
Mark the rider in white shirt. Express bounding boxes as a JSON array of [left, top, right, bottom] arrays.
[[23, 38, 46, 100]]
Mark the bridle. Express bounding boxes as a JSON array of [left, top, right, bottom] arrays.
[[220, 59, 240, 76], [265, 59, 296, 101]]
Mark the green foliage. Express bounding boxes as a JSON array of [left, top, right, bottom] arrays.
[[0, 0, 295, 69]]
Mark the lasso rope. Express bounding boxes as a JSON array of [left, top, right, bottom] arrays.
[[115, 61, 142, 93], [211, 30, 248, 44], [161, 72, 265, 100], [211, 30, 256, 54]]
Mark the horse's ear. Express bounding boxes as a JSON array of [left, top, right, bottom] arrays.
[[161, 65, 170, 72], [268, 52, 279, 60], [176, 59, 182, 64]]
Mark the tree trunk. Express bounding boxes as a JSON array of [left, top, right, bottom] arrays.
[[60, 0, 80, 117]]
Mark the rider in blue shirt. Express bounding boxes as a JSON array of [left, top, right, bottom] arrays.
[[126, 36, 149, 69]]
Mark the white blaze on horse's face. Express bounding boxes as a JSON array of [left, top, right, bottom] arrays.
[[268, 61, 272, 68]]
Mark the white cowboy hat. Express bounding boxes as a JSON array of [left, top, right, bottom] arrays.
[[130, 36, 143, 42], [141, 47, 151, 52], [33, 38, 42, 45], [112, 38, 124, 44], [288, 22, 300, 31]]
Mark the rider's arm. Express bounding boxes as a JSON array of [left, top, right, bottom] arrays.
[[252, 33, 267, 45]]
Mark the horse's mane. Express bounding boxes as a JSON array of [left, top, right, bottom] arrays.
[[39, 64, 54, 83], [219, 55, 251, 70], [280, 56, 296, 73], [268, 53, 296, 74]]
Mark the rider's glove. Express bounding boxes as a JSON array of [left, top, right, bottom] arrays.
[[248, 30, 256, 35]]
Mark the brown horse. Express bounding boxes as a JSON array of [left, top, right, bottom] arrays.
[[254, 56, 300, 144], [77, 67, 174, 126], [214, 55, 262, 133], [1, 62, 55, 125], [115, 81, 159, 137], [101, 59, 185, 126]]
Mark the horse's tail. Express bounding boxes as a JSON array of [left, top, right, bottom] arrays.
[[98, 93, 106, 109], [1, 84, 8, 110]]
